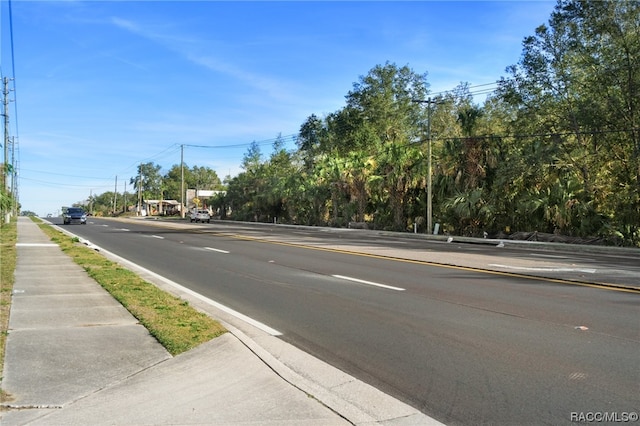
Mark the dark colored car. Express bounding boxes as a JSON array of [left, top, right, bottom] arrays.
[[63, 207, 87, 225]]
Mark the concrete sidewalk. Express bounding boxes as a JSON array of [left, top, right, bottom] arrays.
[[1, 217, 440, 425]]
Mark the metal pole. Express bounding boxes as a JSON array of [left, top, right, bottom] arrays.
[[427, 102, 433, 234], [10, 136, 17, 216], [2, 78, 9, 221], [180, 144, 185, 218]]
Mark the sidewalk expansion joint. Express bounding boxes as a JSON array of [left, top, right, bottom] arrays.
[[1, 404, 63, 410]]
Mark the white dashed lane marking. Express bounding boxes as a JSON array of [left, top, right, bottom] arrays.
[[205, 247, 230, 254], [332, 274, 405, 291]]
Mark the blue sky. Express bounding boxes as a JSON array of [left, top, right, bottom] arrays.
[[1, 0, 556, 216]]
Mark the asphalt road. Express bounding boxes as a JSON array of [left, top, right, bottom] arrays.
[[53, 217, 640, 425]]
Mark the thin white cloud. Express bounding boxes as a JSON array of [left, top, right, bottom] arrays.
[[109, 16, 195, 46], [109, 16, 299, 103], [185, 53, 300, 104]]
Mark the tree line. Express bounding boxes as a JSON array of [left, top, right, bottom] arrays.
[[79, 1, 639, 247], [83, 162, 224, 216]]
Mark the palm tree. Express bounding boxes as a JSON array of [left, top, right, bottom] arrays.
[[342, 151, 376, 222]]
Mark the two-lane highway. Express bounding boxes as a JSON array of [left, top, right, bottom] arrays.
[[55, 218, 640, 425]]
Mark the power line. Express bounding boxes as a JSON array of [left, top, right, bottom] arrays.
[[19, 168, 115, 181], [432, 127, 640, 143], [19, 175, 114, 191], [8, 0, 18, 138], [0, 0, 21, 217], [118, 143, 182, 176], [429, 80, 503, 99], [183, 133, 298, 150]]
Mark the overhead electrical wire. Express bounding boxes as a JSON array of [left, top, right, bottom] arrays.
[[429, 80, 503, 99], [182, 133, 298, 150], [18, 168, 115, 181], [19, 175, 115, 191], [117, 143, 183, 177], [1, 0, 21, 213], [8, 0, 18, 138]]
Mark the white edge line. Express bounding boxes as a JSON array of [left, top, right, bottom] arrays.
[[332, 274, 405, 291], [84, 243, 282, 336], [488, 264, 597, 274], [205, 247, 230, 254]]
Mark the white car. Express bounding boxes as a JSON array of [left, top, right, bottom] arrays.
[[190, 209, 211, 223]]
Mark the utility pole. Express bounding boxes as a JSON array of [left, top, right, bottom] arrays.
[[113, 175, 118, 215], [2, 78, 8, 186], [2, 77, 10, 222], [159, 178, 163, 216], [138, 165, 143, 216], [412, 98, 441, 234], [180, 144, 185, 219], [10, 136, 17, 216]]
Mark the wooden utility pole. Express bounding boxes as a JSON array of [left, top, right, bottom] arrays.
[[113, 175, 118, 215], [412, 98, 441, 234]]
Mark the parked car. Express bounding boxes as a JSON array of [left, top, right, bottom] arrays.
[[63, 207, 87, 225], [190, 209, 211, 223]]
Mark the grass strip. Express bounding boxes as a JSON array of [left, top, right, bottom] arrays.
[[36, 219, 226, 355], [0, 218, 17, 403]]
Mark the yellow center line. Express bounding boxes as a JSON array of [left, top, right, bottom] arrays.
[[214, 231, 640, 294], [112, 219, 640, 294]]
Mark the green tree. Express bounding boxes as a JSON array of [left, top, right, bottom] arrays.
[[226, 141, 268, 222], [189, 166, 223, 191], [297, 114, 328, 169], [162, 164, 223, 202], [130, 162, 163, 204], [216, 2, 639, 246], [370, 142, 423, 230], [497, 0, 639, 244], [342, 150, 375, 223], [163, 164, 184, 201], [262, 134, 296, 222], [342, 62, 430, 230], [242, 141, 262, 172], [315, 155, 348, 226]]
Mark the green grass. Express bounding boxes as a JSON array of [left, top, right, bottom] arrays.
[[0, 218, 17, 404], [36, 219, 226, 355]]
